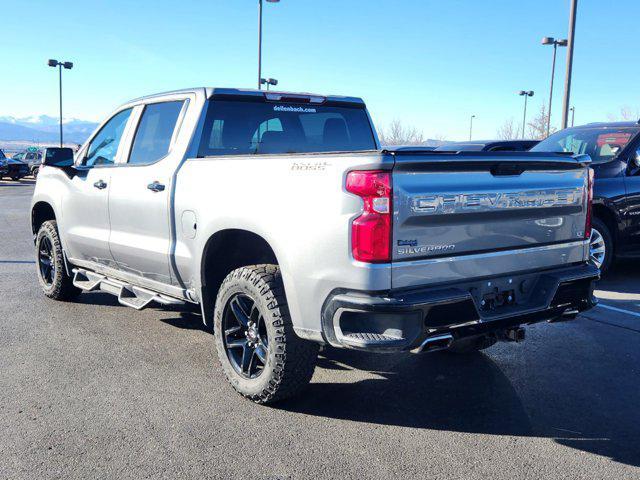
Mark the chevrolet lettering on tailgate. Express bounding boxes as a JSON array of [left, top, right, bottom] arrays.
[[411, 188, 583, 215]]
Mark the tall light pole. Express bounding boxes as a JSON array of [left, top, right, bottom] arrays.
[[48, 59, 73, 147], [258, 0, 280, 90], [542, 37, 567, 137], [518, 91, 534, 139], [561, 0, 578, 129], [469, 115, 475, 141]]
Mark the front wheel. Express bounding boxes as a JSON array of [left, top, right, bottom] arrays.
[[213, 265, 318, 404], [590, 218, 613, 274], [35, 220, 81, 300]]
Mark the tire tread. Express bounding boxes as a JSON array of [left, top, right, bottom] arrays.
[[214, 264, 318, 404], [37, 220, 81, 301]]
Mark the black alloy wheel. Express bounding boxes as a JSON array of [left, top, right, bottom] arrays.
[[38, 235, 56, 286], [222, 293, 270, 379]]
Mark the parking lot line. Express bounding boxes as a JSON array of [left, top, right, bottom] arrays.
[[597, 303, 640, 318]]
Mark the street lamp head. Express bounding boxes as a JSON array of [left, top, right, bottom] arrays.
[[266, 0, 280, 2], [267, 78, 278, 86], [63, 62, 73, 70], [527, 91, 534, 97], [557, 39, 568, 47], [47, 59, 59, 67], [542, 36, 555, 45]]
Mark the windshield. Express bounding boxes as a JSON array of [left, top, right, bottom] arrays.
[[531, 126, 640, 163], [198, 100, 376, 156]]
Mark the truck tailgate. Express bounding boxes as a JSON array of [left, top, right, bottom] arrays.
[[391, 152, 590, 272]]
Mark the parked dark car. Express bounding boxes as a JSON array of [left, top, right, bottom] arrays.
[[12, 149, 42, 177], [0, 150, 8, 177], [531, 121, 640, 273], [435, 140, 540, 152], [1, 150, 29, 180]]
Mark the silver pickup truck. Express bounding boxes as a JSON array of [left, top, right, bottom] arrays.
[[31, 87, 598, 403]]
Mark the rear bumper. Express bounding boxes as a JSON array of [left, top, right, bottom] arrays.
[[321, 263, 599, 352]]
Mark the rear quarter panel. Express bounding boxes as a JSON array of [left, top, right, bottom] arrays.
[[173, 151, 393, 338]]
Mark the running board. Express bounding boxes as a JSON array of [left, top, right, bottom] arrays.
[[72, 268, 185, 310]]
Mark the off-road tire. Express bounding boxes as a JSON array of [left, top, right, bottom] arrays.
[[35, 220, 81, 301], [213, 265, 318, 404], [447, 334, 497, 354]]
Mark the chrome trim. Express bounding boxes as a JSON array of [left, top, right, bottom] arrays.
[[401, 240, 588, 266], [415, 334, 454, 353]]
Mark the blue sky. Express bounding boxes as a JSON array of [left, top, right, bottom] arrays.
[[2, 0, 639, 139]]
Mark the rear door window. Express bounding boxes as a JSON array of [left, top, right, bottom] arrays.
[[199, 99, 376, 156], [128, 101, 185, 165]]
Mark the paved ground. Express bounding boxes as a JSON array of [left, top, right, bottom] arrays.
[[1, 180, 639, 479]]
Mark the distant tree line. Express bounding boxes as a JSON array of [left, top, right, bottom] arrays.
[[378, 103, 640, 146]]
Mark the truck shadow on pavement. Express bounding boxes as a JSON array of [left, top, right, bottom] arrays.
[[596, 259, 640, 296], [277, 346, 640, 468]]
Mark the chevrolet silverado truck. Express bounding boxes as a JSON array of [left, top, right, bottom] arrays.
[[31, 87, 598, 404]]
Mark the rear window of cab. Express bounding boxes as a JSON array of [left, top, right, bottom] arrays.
[[198, 100, 376, 156]]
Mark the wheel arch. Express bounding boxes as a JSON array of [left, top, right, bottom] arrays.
[[199, 229, 280, 327], [31, 201, 57, 237], [592, 202, 618, 247]]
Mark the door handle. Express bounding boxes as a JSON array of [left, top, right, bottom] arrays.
[[93, 180, 107, 190], [147, 181, 165, 192]]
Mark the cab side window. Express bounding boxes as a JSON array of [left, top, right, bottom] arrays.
[[83, 108, 132, 167], [128, 101, 185, 165]]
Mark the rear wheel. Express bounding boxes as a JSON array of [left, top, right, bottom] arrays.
[[213, 265, 318, 404], [590, 218, 613, 274], [35, 220, 81, 300]]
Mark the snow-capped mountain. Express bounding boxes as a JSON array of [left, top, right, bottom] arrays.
[[0, 115, 99, 143]]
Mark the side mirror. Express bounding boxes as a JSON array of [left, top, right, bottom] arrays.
[[42, 147, 75, 168]]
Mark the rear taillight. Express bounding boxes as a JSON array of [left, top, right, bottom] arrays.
[[346, 170, 392, 263], [584, 168, 594, 239]]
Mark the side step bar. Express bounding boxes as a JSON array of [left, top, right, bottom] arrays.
[[72, 268, 185, 310]]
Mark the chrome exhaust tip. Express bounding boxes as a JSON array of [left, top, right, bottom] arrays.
[[415, 333, 454, 353]]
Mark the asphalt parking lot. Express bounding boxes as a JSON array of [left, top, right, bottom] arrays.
[[1, 180, 639, 479]]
